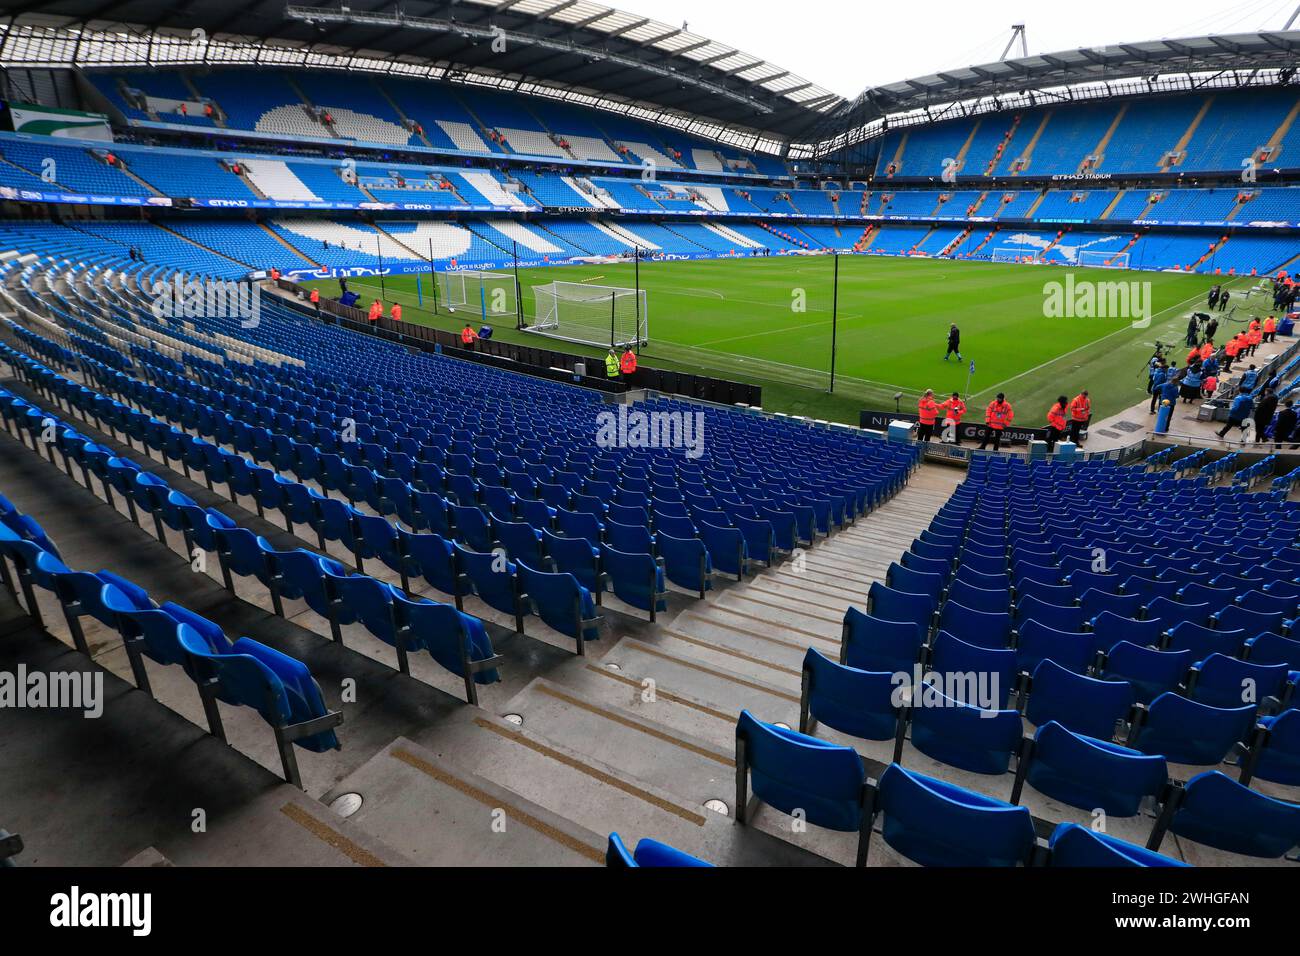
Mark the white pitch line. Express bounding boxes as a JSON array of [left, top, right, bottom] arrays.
[[969, 278, 1249, 399]]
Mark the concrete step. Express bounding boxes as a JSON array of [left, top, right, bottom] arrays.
[[539, 636, 800, 751]]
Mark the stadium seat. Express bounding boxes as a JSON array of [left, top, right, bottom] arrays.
[[1012, 720, 1168, 817], [735, 710, 871, 865], [606, 833, 712, 868], [1047, 823, 1187, 867], [1148, 771, 1300, 859], [866, 764, 1038, 867], [1025, 658, 1134, 741], [800, 648, 900, 741], [1128, 693, 1255, 766]]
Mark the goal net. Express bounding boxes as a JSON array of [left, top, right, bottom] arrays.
[[434, 270, 519, 318], [991, 246, 1043, 263], [524, 281, 648, 349], [1078, 250, 1131, 270]]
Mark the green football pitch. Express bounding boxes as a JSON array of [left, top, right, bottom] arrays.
[[305, 256, 1268, 426]]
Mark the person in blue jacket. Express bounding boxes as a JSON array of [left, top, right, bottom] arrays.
[[1217, 392, 1254, 440], [1239, 365, 1259, 392], [1148, 360, 1168, 414], [1159, 364, 1181, 410]]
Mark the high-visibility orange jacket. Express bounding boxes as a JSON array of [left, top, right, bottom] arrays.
[[620, 350, 637, 374], [309, 289, 319, 304], [1186, 347, 1200, 365], [1234, 333, 1249, 351], [918, 396, 939, 425], [1047, 403, 1067, 431], [460, 326, 477, 344], [367, 301, 381, 322], [1248, 327, 1262, 345], [1069, 394, 1091, 422], [1250, 319, 1260, 332], [1225, 339, 1239, 357], [270, 268, 280, 280], [939, 398, 966, 424], [986, 400, 1014, 430], [1265, 316, 1277, 333], [390, 304, 402, 322], [1199, 342, 1213, 361]]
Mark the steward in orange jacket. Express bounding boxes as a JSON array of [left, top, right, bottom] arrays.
[[1067, 391, 1091, 444], [937, 392, 966, 445], [620, 349, 637, 375], [1045, 396, 1069, 453], [367, 299, 382, 323], [390, 303, 402, 322], [978, 394, 1014, 451], [917, 389, 940, 442], [1264, 315, 1277, 343], [1198, 341, 1213, 362], [460, 323, 478, 347]]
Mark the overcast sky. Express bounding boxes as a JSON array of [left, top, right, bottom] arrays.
[[618, 0, 1300, 98]]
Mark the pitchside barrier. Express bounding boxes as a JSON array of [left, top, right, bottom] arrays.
[[273, 279, 760, 406], [860, 409, 1052, 446]]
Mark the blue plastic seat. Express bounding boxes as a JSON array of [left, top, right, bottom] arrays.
[[599, 544, 666, 620], [494, 519, 544, 566], [904, 684, 1024, 775], [801, 648, 900, 741], [700, 521, 747, 580], [1131, 692, 1255, 766], [544, 529, 602, 594], [885, 562, 944, 604], [517, 560, 599, 648], [868, 764, 1037, 867], [867, 580, 936, 630], [945, 578, 1009, 615], [842, 606, 926, 673], [1144, 597, 1210, 631], [606, 833, 712, 868], [606, 520, 655, 556], [1187, 653, 1290, 711], [1080, 589, 1143, 622], [1240, 707, 1300, 786], [1211, 604, 1285, 637], [397, 597, 501, 703], [1098, 641, 1192, 704], [1048, 823, 1187, 867], [1026, 658, 1133, 741], [929, 630, 1016, 708], [735, 710, 869, 864], [556, 507, 604, 547], [1014, 720, 1168, 817], [454, 543, 524, 625], [936, 601, 1012, 650], [1014, 619, 1097, 676], [1245, 631, 1300, 669], [657, 532, 712, 598], [1014, 595, 1084, 633], [1150, 770, 1300, 859]]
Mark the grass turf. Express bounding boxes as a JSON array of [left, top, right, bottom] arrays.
[[306, 255, 1269, 426]]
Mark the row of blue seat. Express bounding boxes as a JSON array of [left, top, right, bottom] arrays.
[[0, 366, 508, 704], [734, 709, 1300, 865], [0, 489, 340, 788]]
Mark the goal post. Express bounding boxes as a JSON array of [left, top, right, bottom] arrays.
[[523, 281, 648, 349], [1078, 250, 1131, 270], [433, 270, 519, 319], [991, 246, 1044, 263]]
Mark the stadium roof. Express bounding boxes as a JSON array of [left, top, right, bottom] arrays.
[[3, 1, 844, 141], [842, 30, 1300, 128]]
